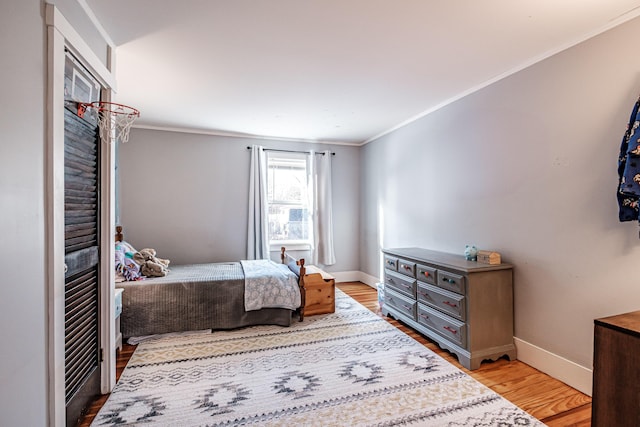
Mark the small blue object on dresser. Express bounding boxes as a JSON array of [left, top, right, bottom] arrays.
[[464, 245, 478, 261]]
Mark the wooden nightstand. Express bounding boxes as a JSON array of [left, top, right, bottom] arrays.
[[115, 288, 123, 352]]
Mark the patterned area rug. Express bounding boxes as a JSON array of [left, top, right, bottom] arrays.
[[92, 290, 543, 426]]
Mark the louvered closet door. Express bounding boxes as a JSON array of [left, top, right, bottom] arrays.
[[64, 103, 101, 425]]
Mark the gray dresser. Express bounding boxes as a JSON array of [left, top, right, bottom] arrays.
[[381, 247, 515, 370]]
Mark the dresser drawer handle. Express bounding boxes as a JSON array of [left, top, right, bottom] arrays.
[[402, 304, 412, 312], [443, 278, 456, 284], [422, 271, 430, 278], [418, 291, 432, 300], [443, 326, 458, 335], [443, 301, 458, 308], [403, 265, 412, 271], [419, 313, 430, 321]]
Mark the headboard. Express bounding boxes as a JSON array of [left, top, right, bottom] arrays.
[[115, 225, 124, 242]]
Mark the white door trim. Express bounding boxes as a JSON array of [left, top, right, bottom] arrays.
[[45, 4, 116, 426]]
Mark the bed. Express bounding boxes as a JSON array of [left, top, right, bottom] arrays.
[[114, 226, 316, 339]]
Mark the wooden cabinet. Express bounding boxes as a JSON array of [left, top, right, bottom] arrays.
[[300, 266, 335, 318], [381, 247, 515, 370], [592, 310, 640, 427]]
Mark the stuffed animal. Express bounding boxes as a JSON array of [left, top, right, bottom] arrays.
[[464, 245, 478, 261], [114, 244, 143, 281], [133, 248, 170, 277]]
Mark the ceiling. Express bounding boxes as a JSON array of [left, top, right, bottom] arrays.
[[85, 0, 640, 145]]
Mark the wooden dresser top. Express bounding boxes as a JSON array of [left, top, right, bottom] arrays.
[[595, 310, 640, 337], [382, 247, 513, 273]]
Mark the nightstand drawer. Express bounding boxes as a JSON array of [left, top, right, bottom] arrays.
[[417, 304, 466, 348], [385, 288, 416, 320], [115, 288, 123, 318], [385, 270, 416, 298], [417, 282, 466, 321]]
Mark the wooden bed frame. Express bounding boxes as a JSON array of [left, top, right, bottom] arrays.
[[114, 226, 335, 323], [279, 246, 307, 321], [279, 246, 336, 320]]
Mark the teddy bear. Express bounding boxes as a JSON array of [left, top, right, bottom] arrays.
[[133, 248, 170, 277]]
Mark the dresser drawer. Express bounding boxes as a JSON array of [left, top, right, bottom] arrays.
[[416, 264, 437, 285], [417, 304, 466, 348], [417, 282, 466, 321], [385, 288, 417, 320], [385, 270, 416, 298], [397, 259, 416, 278], [384, 255, 398, 272], [437, 271, 465, 294]]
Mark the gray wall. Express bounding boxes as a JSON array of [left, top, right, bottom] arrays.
[[1, 1, 47, 425], [361, 16, 640, 369], [0, 1, 112, 424], [118, 129, 360, 273]]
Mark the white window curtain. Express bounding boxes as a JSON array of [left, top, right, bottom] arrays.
[[312, 150, 336, 266], [247, 145, 269, 259]]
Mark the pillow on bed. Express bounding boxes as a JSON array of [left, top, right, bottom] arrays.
[[287, 259, 300, 277]]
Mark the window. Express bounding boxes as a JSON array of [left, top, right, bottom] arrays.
[[266, 151, 312, 248]]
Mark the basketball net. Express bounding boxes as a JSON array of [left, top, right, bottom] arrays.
[[78, 102, 140, 143]]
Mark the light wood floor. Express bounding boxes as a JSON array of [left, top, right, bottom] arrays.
[[78, 282, 592, 426]]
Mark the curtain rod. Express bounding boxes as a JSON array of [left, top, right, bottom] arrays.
[[246, 146, 335, 155]]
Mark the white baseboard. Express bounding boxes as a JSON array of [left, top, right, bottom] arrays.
[[357, 272, 379, 287], [332, 271, 362, 283], [333, 271, 379, 287], [514, 337, 592, 396]]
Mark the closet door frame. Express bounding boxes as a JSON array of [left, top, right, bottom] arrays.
[[46, 5, 117, 426]]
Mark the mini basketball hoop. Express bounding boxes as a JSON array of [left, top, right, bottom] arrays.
[[77, 101, 140, 143]]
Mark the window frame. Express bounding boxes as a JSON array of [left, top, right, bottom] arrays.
[[265, 151, 313, 251]]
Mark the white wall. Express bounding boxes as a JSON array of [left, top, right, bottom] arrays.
[[0, 1, 47, 425], [118, 129, 360, 274], [49, 0, 110, 65], [361, 16, 640, 392]]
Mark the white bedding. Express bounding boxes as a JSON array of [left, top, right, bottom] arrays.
[[241, 259, 301, 311]]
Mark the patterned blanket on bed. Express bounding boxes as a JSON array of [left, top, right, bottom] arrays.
[[241, 260, 301, 311]]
